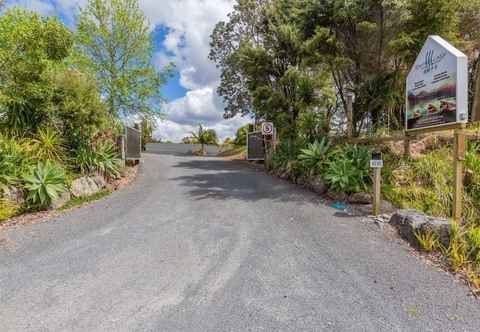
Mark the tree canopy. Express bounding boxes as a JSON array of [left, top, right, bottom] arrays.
[[76, 0, 174, 120], [210, 0, 469, 138]]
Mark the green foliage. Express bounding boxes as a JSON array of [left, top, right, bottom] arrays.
[[76, 0, 174, 120], [298, 138, 331, 175], [324, 145, 370, 193], [51, 70, 110, 149], [139, 119, 154, 151], [75, 141, 121, 179], [0, 135, 35, 191], [383, 148, 456, 218], [298, 112, 329, 144], [29, 128, 65, 162], [191, 124, 218, 155], [272, 139, 301, 171], [467, 227, 480, 266], [414, 228, 440, 252], [234, 125, 249, 146], [22, 161, 66, 208], [0, 199, 18, 222], [0, 8, 73, 135]]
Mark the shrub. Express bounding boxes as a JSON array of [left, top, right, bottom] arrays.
[[414, 228, 440, 252], [75, 141, 121, 178], [0, 135, 34, 191], [467, 227, 480, 266], [22, 161, 66, 208], [324, 144, 370, 193], [271, 139, 301, 171], [298, 138, 330, 176], [28, 127, 65, 162], [298, 112, 328, 143], [51, 70, 109, 150]]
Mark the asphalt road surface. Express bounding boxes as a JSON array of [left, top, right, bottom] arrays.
[[1, 152, 480, 331]]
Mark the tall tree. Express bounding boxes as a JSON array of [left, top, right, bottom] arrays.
[[211, 0, 333, 138], [76, 0, 174, 120], [209, 0, 268, 119]]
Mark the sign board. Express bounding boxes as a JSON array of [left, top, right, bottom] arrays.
[[247, 131, 265, 161], [406, 36, 468, 131], [370, 160, 384, 168], [262, 122, 274, 136], [370, 152, 383, 168]]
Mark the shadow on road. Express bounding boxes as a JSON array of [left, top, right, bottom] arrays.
[[171, 158, 323, 205]]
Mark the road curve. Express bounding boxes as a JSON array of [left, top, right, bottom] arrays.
[[1, 152, 480, 331]]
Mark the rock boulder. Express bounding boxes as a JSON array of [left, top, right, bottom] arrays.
[[348, 192, 372, 205], [389, 209, 451, 247], [1, 186, 25, 205], [70, 175, 107, 198]]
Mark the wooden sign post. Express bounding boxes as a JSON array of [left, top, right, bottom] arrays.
[[453, 128, 466, 222], [405, 35, 468, 223], [370, 152, 384, 216]]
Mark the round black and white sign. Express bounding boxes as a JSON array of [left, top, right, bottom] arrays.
[[262, 122, 274, 136]]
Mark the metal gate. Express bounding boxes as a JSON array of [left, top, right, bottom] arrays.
[[124, 126, 142, 161]]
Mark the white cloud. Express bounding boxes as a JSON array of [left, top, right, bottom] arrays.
[[6, 0, 56, 15], [6, 0, 249, 142], [155, 116, 249, 143]]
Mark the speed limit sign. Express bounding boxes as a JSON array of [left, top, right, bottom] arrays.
[[262, 122, 274, 136]]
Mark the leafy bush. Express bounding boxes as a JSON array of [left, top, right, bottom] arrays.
[[414, 228, 440, 252], [75, 141, 121, 178], [298, 138, 330, 175], [383, 148, 456, 219], [0, 9, 73, 135], [29, 128, 65, 162], [22, 162, 66, 208], [467, 227, 480, 266], [271, 139, 301, 171], [51, 70, 109, 150], [324, 144, 370, 193], [298, 112, 328, 144], [0, 135, 34, 191]]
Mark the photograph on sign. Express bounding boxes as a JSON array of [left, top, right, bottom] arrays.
[[247, 131, 265, 161], [406, 36, 468, 131], [262, 122, 274, 136]]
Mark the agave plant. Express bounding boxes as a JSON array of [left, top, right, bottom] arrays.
[[298, 138, 331, 175], [22, 161, 66, 208]]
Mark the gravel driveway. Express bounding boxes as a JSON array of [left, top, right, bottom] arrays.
[[1, 152, 480, 331]]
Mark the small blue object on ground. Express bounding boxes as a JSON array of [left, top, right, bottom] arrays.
[[332, 203, 348, 210]]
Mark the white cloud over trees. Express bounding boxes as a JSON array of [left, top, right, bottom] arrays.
[[6, 0, 250, 141]]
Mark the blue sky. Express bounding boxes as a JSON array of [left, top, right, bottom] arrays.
[[5, 0, 249, 141]]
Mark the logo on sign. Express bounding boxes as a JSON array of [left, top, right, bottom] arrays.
[[415, 49, 447, 74], [262, 122, 274, 136]]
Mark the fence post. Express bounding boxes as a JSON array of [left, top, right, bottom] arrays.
[[453, 128, 466, 222], [404, 136, 411, 158], [372, 167, 382, 216]]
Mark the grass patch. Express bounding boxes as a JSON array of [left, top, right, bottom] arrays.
[[217, 145, 246, 157], [59, 189, 111, 211], [0, 199, 19, 222]]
